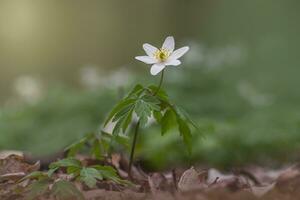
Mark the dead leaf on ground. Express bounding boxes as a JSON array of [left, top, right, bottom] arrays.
[[178, 166, 208, 192]]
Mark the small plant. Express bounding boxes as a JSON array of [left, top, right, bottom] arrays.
[[48, 157, 129, 187], [20, 170, 84, 200], [20, 157, 129, 199], [104, 36, 200, 177]]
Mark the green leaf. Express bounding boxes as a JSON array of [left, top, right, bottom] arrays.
[[142, 95, 160, 105], [91, 139, 102, 159], [64, 133, 94, 157], [49, 158, 82, 169], [139, 116, 148, 128], [94, 165, 133, 186], [49, 158, 82, 176], [142, 95, 161, 111], [153, 110, 162, 123], [161, 109, 177, 135], [104, 132, 129, 150], [122, 108, 133, 133], [51, 180, 84, 200], [174, 105, 200, 130], [147, 85, 169, 101], [112, 104, 134, 122], [67, 166, 82, 176], [101, 131, 129, 148], [104, 98, 136, 126], [91, 165, 126, 184], [112, 117, 125, 135], [134, 99, 152, 127], [135, 99, 151, 116], [25, 178, 51, 200], [177, 118, 193, 154], [80, 167, 103, 188], [47, 167, 58, 177], [19, 171, 47, 182], [126, 84, 144, 98]]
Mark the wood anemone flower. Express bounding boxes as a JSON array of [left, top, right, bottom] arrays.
[[135, 36, 190, 75]]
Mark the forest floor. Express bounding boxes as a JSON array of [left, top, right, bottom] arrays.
[[1, 151, 300, 200]]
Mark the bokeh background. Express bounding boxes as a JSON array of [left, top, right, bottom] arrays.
[[1, 0, 300, 169]]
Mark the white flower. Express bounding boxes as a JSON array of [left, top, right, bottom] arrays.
[[135, 36, 190, 75]]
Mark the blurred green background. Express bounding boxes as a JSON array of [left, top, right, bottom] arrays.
[[1, 0, 300, 169]]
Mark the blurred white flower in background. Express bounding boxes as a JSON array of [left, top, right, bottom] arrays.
[[135, 36, 189, 75], [80, 65, 102, 89], [107, 67, 133, 88], [237, 81, 273, 107], [80, 65, 133, 90], [185, 41, 247, 71], [184, 42, 205, 65], [13, 75, 42, 104]]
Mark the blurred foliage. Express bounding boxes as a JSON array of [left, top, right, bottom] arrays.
[[0, 86, 116, 154]]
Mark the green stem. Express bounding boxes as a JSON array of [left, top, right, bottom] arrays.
[[128, 121, 140, 179], [153, 69, 165, 96]]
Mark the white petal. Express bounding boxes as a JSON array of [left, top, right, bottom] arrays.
[[143, 43, 158, 57], [150, 63, 165, 76], [162, 36, 175, 52], [164, 59, 181, 66], [135, 56, 157, 64], [169, 46, 189, 60]]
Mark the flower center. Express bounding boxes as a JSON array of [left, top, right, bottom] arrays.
[[154, 48, 170, 62]]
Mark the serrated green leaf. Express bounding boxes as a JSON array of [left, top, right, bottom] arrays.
[[51, 180, 84, 200], [64, 133, 94, 157], [112, 117, 125, 135], [174, 105, 200, 130], [19, 171, 47, 183], [135, 99, 150, 116], [47, 167, 58, 177], [49, 158, 82, 177], [92, 165, 133, 186], [102, 131, 129, 150], [142, 95, 160, 104], [91, 165, 121, 183], [25, 178, 51, 200], [122, 108, 133, 133], [49, 158, 82, 169], [104, 98, 136, 126], [114, 134, 130, 149], [161, 109, 177, 135], [142, 95, 161, 111], [153, 110, 162, 123], [177, 118, 193, 154], [135, 99, 152, 127], [147, 85, 169, 100], [112, 104, 134, 122], [139, 115, 148, 127], [80, 167, 103, 188], [91, 139, 102, 159], [126, 84, 144, 98], [67, 166, 82, 176], [149, 103, 161, 111]]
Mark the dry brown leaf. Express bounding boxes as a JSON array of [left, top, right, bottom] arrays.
[[0, 155, 40, 176], [250, 183, 275, 197], [275, 165, 300, 195], [178, 167, 208, 192], [0, 150, 24, 159], [148, 173, 168, 194]]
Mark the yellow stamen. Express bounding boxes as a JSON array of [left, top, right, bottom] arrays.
[[154, 48, 170, 62]]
